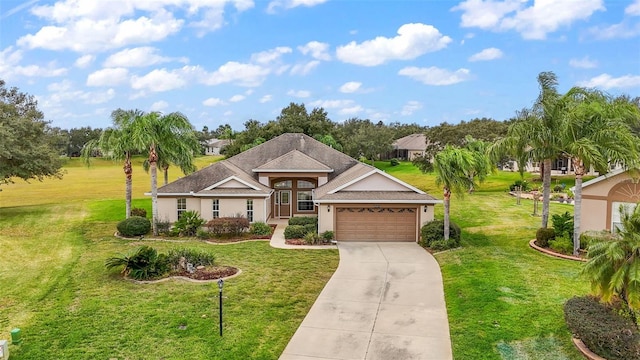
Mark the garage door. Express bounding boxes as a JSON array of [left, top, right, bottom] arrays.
[[335, 206, 417, 242]]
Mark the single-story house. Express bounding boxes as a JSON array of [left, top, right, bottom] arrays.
[[204, 138, 231, 155], [577, 168, 640, 233], [386, 133, 427, 161], [156, 133, 441, 242]]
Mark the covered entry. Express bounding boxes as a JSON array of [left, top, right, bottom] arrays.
[[335, 206, 418, 242]]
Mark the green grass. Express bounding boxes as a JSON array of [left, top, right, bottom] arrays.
[[1, 158, 593, 359]]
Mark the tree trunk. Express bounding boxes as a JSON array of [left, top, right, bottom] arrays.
[[443, 187, 451, 241], [541, 158, 552, 228], [150, 144, 159, 236], [163, 164, 169, 186], [573, 158, 585, 256], [124, 152, 132, 219]]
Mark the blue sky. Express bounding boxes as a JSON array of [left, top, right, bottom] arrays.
[[1, 0, 639, 131]]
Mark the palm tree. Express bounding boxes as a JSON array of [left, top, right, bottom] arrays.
[[81, 109, 142, 218], [433, 145, 477, 240], [143, 142, 198, 186], [463, 135, 495, 192], [130, 111, 199, 235], [560, 90, 640, 255], [581, 204, 640, 318]]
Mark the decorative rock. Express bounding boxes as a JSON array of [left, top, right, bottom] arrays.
[[196, 265, 205, 270]]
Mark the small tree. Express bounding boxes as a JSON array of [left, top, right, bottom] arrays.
[[581, 203, 640, 321]]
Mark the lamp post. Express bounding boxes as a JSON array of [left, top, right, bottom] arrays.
[[218, 279, 224, 337]]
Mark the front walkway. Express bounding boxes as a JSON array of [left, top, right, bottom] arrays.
[[279, 242, 453, 360], [269, 219, 337, 250]]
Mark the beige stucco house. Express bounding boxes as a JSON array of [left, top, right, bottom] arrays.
[[388, 133, 427, 161], [577, 168, 640, 233], [155, 133, 441, 242]]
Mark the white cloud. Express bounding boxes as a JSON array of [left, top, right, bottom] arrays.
[[587, 22, 640, 40], [290, 60, 320, 75], [339, 105, 364, 116], [398, 66, 472, 86], [229, 94, 246, 102], [104, 47, 187, 68], [401, 101, 423, 116], [150, 100, 169, 111], [0, 46, 67, 78], [339, 81, 362, 93], [203, 97, 225, 106], [298, 41, 331, 61], [74, 54, 95, 68], [251, 46, 292, 64], [468, 47, 503, 61], [223, 110, 233, 116], [627, 0, 640, 16], [336, 23, 451, 66], [87, 68, 130, 86], [131, 66, 194, 92], [267, 0, 328, 13], [259, 94, 273, 103], [202, 61, 271, 87], [578, 73, 640, 89], [452, 0, 605, 40], [569, 56, 598, 69], [19, 1, 255, 53], [309, 99, 363, 115], [287, 90, 311, 98]]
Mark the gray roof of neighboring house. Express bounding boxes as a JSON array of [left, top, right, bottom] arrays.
[[205, 139, 231, 147], [253, 149, 333, 172], [393, 133, 427, 151]]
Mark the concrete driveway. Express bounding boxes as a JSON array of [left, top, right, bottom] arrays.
[[280, 242, 453, 360]]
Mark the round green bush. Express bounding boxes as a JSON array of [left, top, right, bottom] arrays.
[[420, 220, 461, 248], [117, 216, 151, 237], [535, 227, 556, 247], [284, 225, 307, 239], [250, 222, 273, 236]]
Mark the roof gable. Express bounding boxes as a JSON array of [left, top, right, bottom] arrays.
[[328, 168, 425, 195], [252, 149, 333, 173], [204, 176, 260, 190]]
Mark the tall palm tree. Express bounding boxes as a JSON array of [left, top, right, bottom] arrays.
[[561, 90, 640, 254], [130, 111, 199, 235], [433, 145, 477, 240], [581, 204, 640, 317], [142, 142, 198, 186], [463, 135, 495, 192], [81, 109, 142, 218]]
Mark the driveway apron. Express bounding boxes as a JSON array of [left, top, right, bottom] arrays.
[[280, 242, 453, 360]]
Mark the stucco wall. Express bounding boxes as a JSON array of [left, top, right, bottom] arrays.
[[419, 205, 435, 228], [318, 204, 333, 233], [580, 198, 608, 232], [582, 171, 633, 197], [158, 197, 268, 223]]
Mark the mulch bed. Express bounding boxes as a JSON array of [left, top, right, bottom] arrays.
[[284, 239, 333, 246], [171, 266, 238, 280]]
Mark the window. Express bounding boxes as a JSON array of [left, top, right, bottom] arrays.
[[297, 180, 315, 188], [612, 202, 637, 233], [212, 199, 219, 219], [247, 199, 254, 222], [274, 180, 292, 189], [297, 191, 314, 211], [177, 198, 186, 219]]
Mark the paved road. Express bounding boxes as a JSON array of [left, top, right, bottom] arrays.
[[280, 242, 453, 360]]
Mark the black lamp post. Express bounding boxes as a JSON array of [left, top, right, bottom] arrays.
[[218, 279, 224, 336]]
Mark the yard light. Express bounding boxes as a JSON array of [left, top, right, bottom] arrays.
[[218, 279, 224, 337], [327, 205, 330, 212]]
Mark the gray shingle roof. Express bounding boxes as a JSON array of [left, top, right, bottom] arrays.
[[316, 191, 438, 202], [314, 162, 373, 198], [393, 133, 427, 151], [253, 149, 333, 172]]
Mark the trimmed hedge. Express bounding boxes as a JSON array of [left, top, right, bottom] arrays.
[[419, 219, 461, 249], [206, 217, 250, 236], [130, 207, 147, 218], [284, 225, 306, 239], [535, 227, 556, 247], [564, 296, 640, 360], [117, 216, 151, 237], [250, 221, 273, 236], [288, 216, 318, 226]]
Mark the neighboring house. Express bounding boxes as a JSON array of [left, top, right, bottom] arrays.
[[387, 133, 427, 161], [204, 138, 231, 155], [577, 168, 640, 233], [155, 133, 441, 242]]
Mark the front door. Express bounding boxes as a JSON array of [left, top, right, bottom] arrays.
[[275, 190, 292, 218]]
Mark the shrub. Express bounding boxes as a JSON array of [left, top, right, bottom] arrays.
[[553, 184, 564, 192], [288, 216, 318, 226], [196, 229, 211, 240], [303, 232, 321, 245], [304, 223, 317, 235], [156, 219, 171, 235], [206, 216, 250, 236], [552, 211, 574, 239], [117, 216, 151, 237], [321, 231, 334, 242], [250, 222, 272, 236], [419, 220, 461, 248], [105, 245, 167, 280], [284, 225, 307, 239], [580, 230, 616, 250], [173, 210, 205, 237], [166, 248, 216, 269], [390, 158, 400, 166], [509, 180, 530, 192], [429, 239, 460, 251], [130, 207, 147, 218], [549, 236, 573, 255], [535, 227, 555, 247], [564, 296, 640, 360]]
